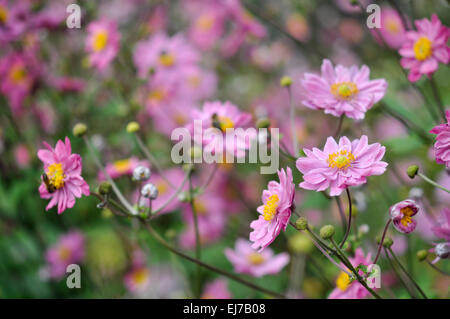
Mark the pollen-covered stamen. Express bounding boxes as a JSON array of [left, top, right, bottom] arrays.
[[58, 246, 71, 262], [248, 252, 265, 265], [328, 150, 356, 170], [132, 268, 150, 284], [330, 81, 359, 100], [211, 113, 234, 132], [336, 270, 351, 291], [93, 30, 108, 52], [46, 163, 66, 190], [195, 14, 214, 30], [159, 51, 176, 67], [0, 5, 8, 24], [263, 194, 279, 221], [413, 36, 433, 61], [400, 206, 414, 227], [9, 64, 27, 84]]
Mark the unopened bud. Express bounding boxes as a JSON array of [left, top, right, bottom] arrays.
[[132, 166, 150, 181], [416, 249, 428, 262], [98, 181, 112, 195], [320, 225, 335, 240], [126, 121, 140, 133], [280, 76, 293, 87], [256, 118, 271, 129], [407, 165, 419, 179], [73, 123, 87, 137], [141, 183, 158, 200], [295, 217, 308, 230]]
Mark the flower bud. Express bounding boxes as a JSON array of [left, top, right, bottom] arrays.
[[98, 181, 112, 195], [288, 233, 313, 254], [416, 249, 428, 262], [382, 236, 394, 248], [280, 76, 293, 87], [407, 165, 419, 179], [132, 166, 150, 181], [141, 183, 158, 200], [295, 217, 308, 230], [256, 118, 271, 129], [126, 121, 140, 133], [73, 123, 87, 137], [320, 225, 335, 240]]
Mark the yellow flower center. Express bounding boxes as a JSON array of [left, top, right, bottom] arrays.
[[263, 194, 279, 221], [58, 246, 71, 262], [413, 36, 433, 61], [132, 268, 150, 285], [218, 116, 234, 132], [400, 206, 414, 227], [188, 75, 201, 88], [174, 113, 187, 126], [336, 271, 351, 291], [159, 52, 175, 67], [331, 82, 359, 99], [248, 252, 265, 265], [148, 89, 166, 103], [46, 163, 65, 190], [113, 159, 131, 173], [9, 64, 27, 84], [0, 5, 8, 24], [195, 14, 214, 30], [156, 180, 169, 195], [194, 200, 208, 216], [93, 30, 108, 52], [328, 150, 356, 170]]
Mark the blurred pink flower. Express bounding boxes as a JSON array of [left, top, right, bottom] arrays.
[[249, 167, 295, 251], [38, 137, 90, 214], [374, 116, 408, 140], [48, 76, 85, 93], [98, 157, 149, 180], [0, 0, 30, 43], [434, 171, 450, 205], [146, 5, 167, 34], [14, 143, 30, 168], [430, 110, 450, 168], [328, 248, 373, 299], [300, 59, 388, 120], [390, 199, 419, 234], [225, 239, 289, 277], [179, 216, 226, 249], [399, 14, 449, 82], [189, 2, 225, 50], [85, 19, 120, 71], [201, 279, 231, 299], [432, 208, 450, 241], [285, 13, 309, 42], [370, 7, 406, 49], [45, 231, 85, 279], [124, 266, 151, 294], [296, 135, 387, 196]]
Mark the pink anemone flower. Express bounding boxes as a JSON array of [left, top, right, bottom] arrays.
[[201, 279, 232, 299], [430, 110, 450, 168], [389, 199, 420, 234], [38, 137, 90, 214], [85, 19, 120, 71], [296, 135, 387, 196], [431, 208, 450, 241]]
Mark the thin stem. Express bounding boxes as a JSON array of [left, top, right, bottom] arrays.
[[373, 219, 392, 264], [426, 260, 450, 276], [335, 197, 347, 234], [334, 115, 344, 139], [199, 164, 218, 192], [429, 76, 446, 122], [388, 248, 428, 299], [286, 86, 299, 157], [384, 247, 418, 298], [141, 219, 286, 298], [150, 170, 190, 216], [418, 172, 450, 194], [339, 188, 352, 249], [189, 174, 202, 298]]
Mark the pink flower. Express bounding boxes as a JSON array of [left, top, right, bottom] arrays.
[[296, 135, 387, 196], [124, 266, 151, 294], [85, 19, 120, 71], [189, 3, 225, 51], [430, 110, 450, 168], [399, 14, 449, 82], [201, 279, 232, 299], [48, 76, 85, 93], [225, 239, 289, 277], [45, 231, 85, 279], [249, 167, 295, 251], [389, 199, 420, 234], [0, 0, 30, 43], [38, 137, 90, 214], [370, 7, 406, 49], [328, 248, 373, 299], [188, 100, 253, 157], [98, 157, 149, 180], [300, 59, 388, 120], [431, 208, 450, 241], [14, 143, 30, 168]]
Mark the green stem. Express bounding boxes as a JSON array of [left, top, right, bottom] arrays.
[[189, 174, 202, 298], [339, 188, 352, 249], [429, 76, 446, 122], [418, 172, 450, 194], [384, 248, 418, 298], [373, 219, 392, 264]]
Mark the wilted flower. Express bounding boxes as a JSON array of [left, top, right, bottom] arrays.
[[399, 14, 449, 82], [430, 110, 450, 168], [38, 137, 90, 214], [296, 135, 387, 196], [249, 167, 295, 251], [225, 239, 289, 277], [132, 165, 151, 181], [300, 59, 388, 120], [201, 279, 231, 299], [85, 19, 120, 71], [389, 199, 420, 234]]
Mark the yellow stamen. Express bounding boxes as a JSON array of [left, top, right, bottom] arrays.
[[148, 89, 166, 103], [156, 181, 169, 195], [188, 75, 201, 88], [58, 246, 71, 262], [413, 36, 433, 61], [0, 4, 8, 24], [195, 14, 214, 30], [327, 150, 356, 170], [400, 206, 414, 227], [248, 252, 265, 265], [46, 163, 65, 190], [330, 81, 359, 100], [132, 268, 150, 284], [159, 52, 175, 67], [9, 64, 27, 84], [194, 200, 207, 216], [93, 30, 108, 52], [218, 116, 234, 132], [113, 159, 131, 173], [263, 194, 279, 221], [386, 19, 400, 33], [336, 271, 351, 291]]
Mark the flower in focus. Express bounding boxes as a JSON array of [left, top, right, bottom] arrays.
[[370, 6, 406, 49], [201, 279, 231, 299], [225, 239, 289, 277], [85, 19, 120, 71], [389, 199, 420, 234], [45, 231, 85, 279], [328, 248, 373, 299], [296, 135, 387, 196], [430, 110, 450, 168], [300, 59, 388, 120], [98, 157, 149, 180], [399, 14, 449, 82], [249, 167, 295, 251], [431, 208, 450, 241], [38, 137, 90, 214]]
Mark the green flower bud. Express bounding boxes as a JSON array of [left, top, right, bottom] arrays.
[[126, 121, 140, 133], [288, 233, 313, 254], [416, 249, 428, 262], [98, 181, 113, 195], [295, 217, 308, 230], [256, 118, 271, 129], [382, 237, 393, 248], [407, 165, 419, 179], [320, 225, 335, 240], [280, 76, 293, 87], [72, 123, 87, 137]]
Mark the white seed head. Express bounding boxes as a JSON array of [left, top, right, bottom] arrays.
[[133, 166, 150, 181], [141, 183, 158, 199]]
